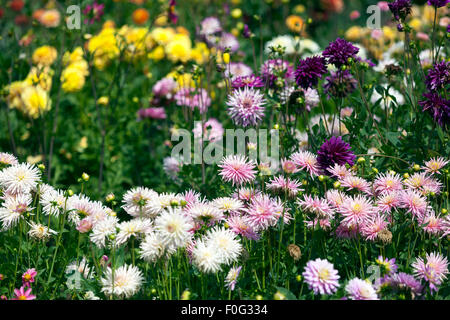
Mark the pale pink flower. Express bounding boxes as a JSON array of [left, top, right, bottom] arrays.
[[412, 252, 449, 293], [404, 172, 442, 195], [422, 157, 449, 174], [400, 189, 428, 219], [302, 258, 340, 295], [76, 218, 93, 233], [226, 214, 260, 240], [338, 195, 375, 227], [245, 194, 287, 231], [335, 223, 359, 239], [373, 172, 403, 195], [360, 213, 389, 241], [266, 175, 303, 198], [218, 155, 256, 186], [420, 209, 445, 236], [290, 151, 321, 177], [297, 195, 334, 219], [377, 192, 401, 214], [327, 163, 354, 180], [325, 189, 348, 209], [340, 176, 372, 195], [281, 158, 299, 174]]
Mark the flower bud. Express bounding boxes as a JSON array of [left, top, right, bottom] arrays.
[[81, 172, 90, 182]]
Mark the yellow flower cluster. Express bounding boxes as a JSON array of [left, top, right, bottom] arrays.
[[87, 25, 211, 68], [4, 46, 55, 118], [61, 47, 89, 93]]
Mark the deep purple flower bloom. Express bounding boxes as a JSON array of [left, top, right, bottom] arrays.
[[388, 0, 412, 21], [83, 2, 105, 25], [243, 24, 251, 38], [231, 75, 264, 89], [322, 38, 359, 68], [317, 136, 356, 174], [323, 70, 357, 98], [419, 92, 450, 128], [425, 60, 450, 91], [294, 56, 327, 89], [168, 0, 178, 24], [427, 0, 449, 8]]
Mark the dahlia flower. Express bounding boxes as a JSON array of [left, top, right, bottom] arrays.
[[302, 258, 340, 295]]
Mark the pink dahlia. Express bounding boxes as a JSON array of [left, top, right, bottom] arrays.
[[422, 157, 449, 175], [360, 213, 389, 241], [137, 107, 167, 120], [327, 163, 354, 180], [325, 189, 348, 209], [226, 214, 260, 240], [302, 258, 340, 295], [376, 191, 401, 214], [245, 194, 285, 231], [340, 175, 372, 195], [226, 87, 266, 127], [345, 278, 378, 300], [338, 195, 375, 227], [12, 286, 36, 300], [266, 175, 303, 198], [22, 268, 37, 287], [399, 189, 428, 219], [281, 158, 299, 174], [373, 172, 403, 195], [218, 155, 256, 186], [420, 209, 445, 235], [297, 194, 334, 219], [290, 150, 321, 177], [412, 252, 449, 293]]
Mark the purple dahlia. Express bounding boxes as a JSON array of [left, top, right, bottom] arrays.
[[322, 38, 359, 68], [419, 92, 450, 128], [425, 60, 450, 91], [317, 136, 356, 174], [427, 0, 449, 8], [231, 75, 264, 89], [388, 0, 412, 21], [294, 56, 327, 89]]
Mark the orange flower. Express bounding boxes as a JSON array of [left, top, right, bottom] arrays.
[[38, 9, 61, 28], [176, 26, 189, 36], [286, 15, 304, 33], [132, 8, 149, 25], [320, 0, 344, 13], [32, 9, 45, 21]]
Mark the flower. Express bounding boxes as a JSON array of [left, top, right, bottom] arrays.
[[101, 264, 143, 298], [193, 118, 224, 142], [302, 258, 340, 295], [205, 227, 242, 265], [375, 256, 398, 275], [261, 59, 295, 86], [32, 46, 57, 67], [219, 33, 239, 52], [83, 1, 105, 25], [412, 252, 449, 293], [345, 278, 378, 300], [192, 238, 223, 273], [225, 266, 242, 291], [317, 136, 356, 175], [388, 0, 412, 21], [245, 194, 285, 231], [423, 157, 449, 175], [265, 35, 296, 55], [226, 214, 260, 240], [340, 176, 372, 195], [388, 272, 423, 297], [212, 197, 243, 214], [0, 193, 33, 230], [154, 208, 193, 249], [427, 0, 450, 8], [122, 187, 158, 218], [22, 269, 37, 287], [137, 107, 166, 120], [294, 56, 327, 89], [373, 172, 403, 195], [132, 8, 150, 25], [290, 151, 321, 177], [28, 221, 57, 240], [266, 175, 303, 198], [322, 38, 359, 68], [12, 286, 36, 300], [231, 75, 264, 89], [425, 60, 450, 91], [286, 15, 304, 33], [418, 92, 449, 128], [218, 155, 256, 186], [37, 9, 61, 28], [360, 213, 389, 241], [399, 189, 428, 219], [163, 156, 183, 180], [297, 195, 334, 219], [168, 0, 178, 24], [0, 153, 19, 166], [338, 195, 375, 227]]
